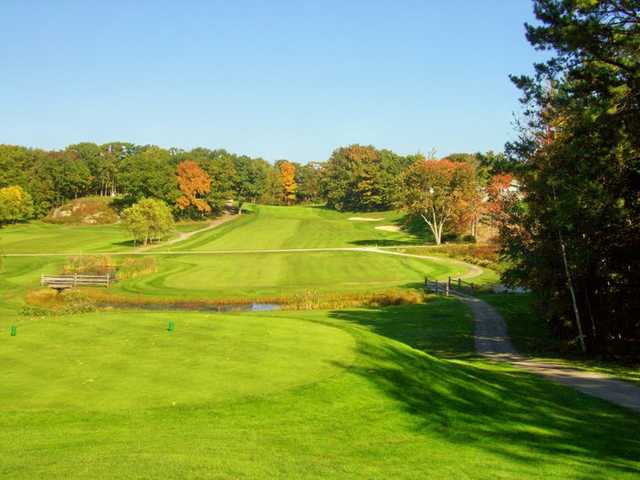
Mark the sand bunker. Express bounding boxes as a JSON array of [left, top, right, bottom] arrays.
[[375, 225, 402, 232], [349, 217, 383, 222]]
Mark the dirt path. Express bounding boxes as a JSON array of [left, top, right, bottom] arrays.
[[463, 295, 640, 414], [137, 213, 239, 251]]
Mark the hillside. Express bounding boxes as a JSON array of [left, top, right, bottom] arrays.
[[45, 197, 119, 225]]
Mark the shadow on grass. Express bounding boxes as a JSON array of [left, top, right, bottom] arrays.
[[349, 239, 423, 247], [328, 301, 640, 476], [112, 240, 138, 248]]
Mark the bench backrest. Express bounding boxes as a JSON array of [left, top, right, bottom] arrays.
[[41, 274, 111, 288]]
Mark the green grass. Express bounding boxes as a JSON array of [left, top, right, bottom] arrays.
[[0, 205, 477, 304], [0, 221, 132, 253], [1, 207, 639, 478], [174, 220, 211, 233], [2, 300, 639, 479], [171, 204, 418, 251], [112, 251, 466, 300], [110, 205, 470, 300], [482, 293, 640, 386]]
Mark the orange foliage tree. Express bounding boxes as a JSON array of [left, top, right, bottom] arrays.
[[486, 173, 515, 223], [176, 160, 212, 214], [401, 159, 479, 244], [279, 161, 297, 205]]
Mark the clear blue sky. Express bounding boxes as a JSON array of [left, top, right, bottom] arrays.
[[0, 0, 543, 163]]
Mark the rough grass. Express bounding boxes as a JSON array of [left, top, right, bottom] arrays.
[[26, 286, 426, 312], [399, 243, 501, 270], [2, 300, 639, 479]]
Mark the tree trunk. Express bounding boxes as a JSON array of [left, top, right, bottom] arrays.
[[421, 213, 442, 245], [559, 229, 586, 353]]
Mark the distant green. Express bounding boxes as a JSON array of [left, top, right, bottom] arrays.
[[170, 204, 418, 251]]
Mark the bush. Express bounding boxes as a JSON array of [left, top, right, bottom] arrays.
[[442, 233, 459, 243], [401, 244, 502, 271], [64, 255, 115, 276], [22, 289, 97, 316], [62, 255, 156, 280]]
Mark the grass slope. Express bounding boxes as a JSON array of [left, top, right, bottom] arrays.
[[114, 251, 466, 299], [1, 205, 472, 303], [2, 300, 639, 479], [172, 205, 418, 251], [0, 221, 131, 254], [116, 205, 463, 299]]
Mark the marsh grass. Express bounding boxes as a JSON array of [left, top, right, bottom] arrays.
[[25, 287, 427, 313], [22, 289, 97, 316], [62, 255, 157, 279]]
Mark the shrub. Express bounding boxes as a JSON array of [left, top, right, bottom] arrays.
[[401, 244, 502, 271], [23, 289, 97, 316], [62, 255, 156, 280], [64, 255, 115, 276], [442, 233, 459, 243]]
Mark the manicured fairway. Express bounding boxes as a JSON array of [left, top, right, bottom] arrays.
[[0, 205, 417, 255], [2, 301, 639, 479], [0, 205, 467, 303], [3, 205, 634, 479], [171, 205, 418, 251], [114, 251, 466, 299]]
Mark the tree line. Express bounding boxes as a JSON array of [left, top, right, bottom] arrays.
[[0, 141, 515, 244], [500, 0, 639, 358], [0, 142, 325, 220]]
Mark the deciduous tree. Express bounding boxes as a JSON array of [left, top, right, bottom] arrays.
[[121, 198, 174, 246], [401, 158, 478, 244], [176, 160, 212, 215], [278, 161, 297, 205], [0, 185, 33, 225]]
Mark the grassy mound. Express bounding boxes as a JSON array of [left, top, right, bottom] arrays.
[[46, 196, 119, 225], [3, 311, 354, 410], [2, 302, 639, 478]]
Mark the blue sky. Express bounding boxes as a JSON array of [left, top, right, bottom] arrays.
[[0, 1, 543, 163]]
